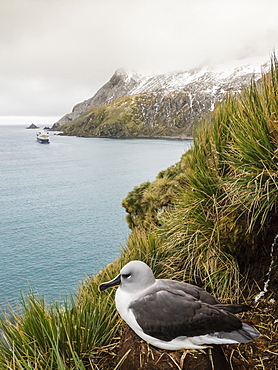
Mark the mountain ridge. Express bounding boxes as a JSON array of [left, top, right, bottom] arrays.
[[52, 62, 269, 138]]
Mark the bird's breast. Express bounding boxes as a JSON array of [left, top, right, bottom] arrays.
[[115, 288, 133, 315]]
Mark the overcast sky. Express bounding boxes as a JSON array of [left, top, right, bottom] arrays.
[[1, 0, 278, 118]]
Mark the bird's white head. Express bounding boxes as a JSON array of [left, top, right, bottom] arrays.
[[98, 260, 156, 293], [120, 260, 156, 292]]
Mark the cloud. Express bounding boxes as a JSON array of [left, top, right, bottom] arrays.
[[1, 0, 278, 116]]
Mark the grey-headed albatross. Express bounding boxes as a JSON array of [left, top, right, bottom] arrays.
[[98, 260, 259, 350]]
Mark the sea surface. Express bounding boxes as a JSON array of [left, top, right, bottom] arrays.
[[0, 121, 192, 310]]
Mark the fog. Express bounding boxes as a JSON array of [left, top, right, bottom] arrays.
[[1, 0, 277, 116]]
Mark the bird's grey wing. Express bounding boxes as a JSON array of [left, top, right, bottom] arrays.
[[213, 303, 252, 314], [158, 280, 252, 313], [158, 279, 221, 305], [129, 289, 242, 341]]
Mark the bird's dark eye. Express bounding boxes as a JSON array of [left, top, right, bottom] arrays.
[[122, 274, 131, 279]]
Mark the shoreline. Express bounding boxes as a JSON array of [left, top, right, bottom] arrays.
[[56, 131, 193, 141]]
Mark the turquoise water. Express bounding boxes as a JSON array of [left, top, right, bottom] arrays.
[[0, 125, 192, 308]]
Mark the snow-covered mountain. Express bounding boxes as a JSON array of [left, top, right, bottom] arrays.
[[52, 62, 269, 138]]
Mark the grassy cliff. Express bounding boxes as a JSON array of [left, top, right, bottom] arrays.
[[58, 92, 194, 139], [0, 59, 278, 369]]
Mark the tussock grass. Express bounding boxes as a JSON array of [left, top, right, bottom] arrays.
[[0, 289, 119, 369], [158, 57, 278, 300]]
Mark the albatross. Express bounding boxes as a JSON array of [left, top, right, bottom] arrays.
[[98, 260, 259, 350]]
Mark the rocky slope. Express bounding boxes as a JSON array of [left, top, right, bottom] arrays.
[[52, 63, 268, 138]]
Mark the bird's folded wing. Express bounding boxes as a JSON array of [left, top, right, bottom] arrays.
[[129, 289, 242, 341], [158, 279, 221, 305]]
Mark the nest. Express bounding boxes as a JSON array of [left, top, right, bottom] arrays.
[[93, 294, 278, 370]]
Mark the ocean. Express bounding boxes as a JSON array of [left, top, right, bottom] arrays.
[[0, 120, 192, 310]]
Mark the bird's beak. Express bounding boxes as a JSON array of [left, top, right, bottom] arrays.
[[98, 274, 121, 291]]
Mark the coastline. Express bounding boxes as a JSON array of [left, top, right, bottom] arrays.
[[56, 131, 193, 141]]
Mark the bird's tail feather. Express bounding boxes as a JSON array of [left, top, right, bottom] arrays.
[[214, 303, 252, 314], [218, 323, 260, 343]]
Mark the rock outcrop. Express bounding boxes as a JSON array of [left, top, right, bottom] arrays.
[[52, 63, 269, 138], [26, 123, 39, 129]]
